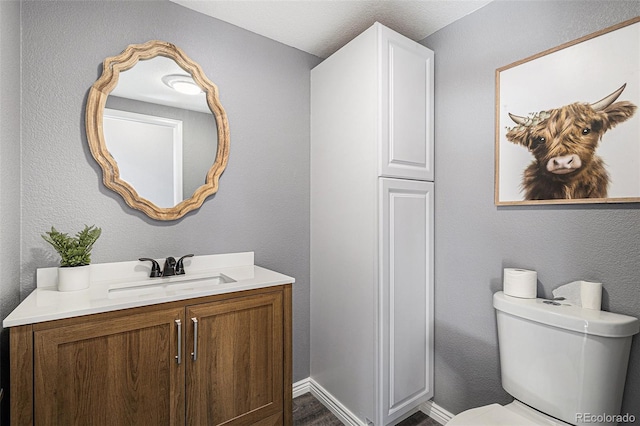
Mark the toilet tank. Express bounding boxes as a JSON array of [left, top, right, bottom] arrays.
[[493, 291, 639, 426]]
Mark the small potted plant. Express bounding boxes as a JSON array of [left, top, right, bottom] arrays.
[[42, 224, 102, 291]]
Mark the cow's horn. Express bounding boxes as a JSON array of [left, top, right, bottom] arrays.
[[508, 113, 528, 125], [591, 83, 626, 111]]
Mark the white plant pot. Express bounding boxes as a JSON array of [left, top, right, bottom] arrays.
[[57, 265, 91, 292]]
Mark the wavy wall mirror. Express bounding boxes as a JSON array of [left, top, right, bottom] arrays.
[[86, 40, 229, 220]]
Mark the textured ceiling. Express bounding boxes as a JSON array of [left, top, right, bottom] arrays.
[[170, 0, 493, 58]]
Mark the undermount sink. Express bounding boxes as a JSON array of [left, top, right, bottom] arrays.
[[107, 273, 236, 299]]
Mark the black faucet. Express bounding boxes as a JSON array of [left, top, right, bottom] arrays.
[[140, 254, 195, 278], [176, 254, 194, 275], [139, 258, 162, 277], [163, 256, 177, 276]]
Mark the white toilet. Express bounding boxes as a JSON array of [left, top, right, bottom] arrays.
[[447, 291, 639, 426]]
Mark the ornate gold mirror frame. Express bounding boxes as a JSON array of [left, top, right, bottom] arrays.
[[86, 40, 230, 220]]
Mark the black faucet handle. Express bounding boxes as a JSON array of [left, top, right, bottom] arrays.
[[163, 256, 177, 276], [139, 258, 162, 278], [176, 254, 195, 275]]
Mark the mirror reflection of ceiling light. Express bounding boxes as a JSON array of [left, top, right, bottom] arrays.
[[162, 74, 203, 95]]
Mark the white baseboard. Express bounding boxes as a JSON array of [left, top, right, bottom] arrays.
[[292, 377, 311, 398], [419, 399, 454, 425], [294, 378, 364, 425], [293, 377, 453, 425]]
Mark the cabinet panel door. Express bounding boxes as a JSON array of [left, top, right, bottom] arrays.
[[185, 291, 283, 426], [34, 307, 185, 426], [379, 27, 434, 181], [379, 178, 434, 425]]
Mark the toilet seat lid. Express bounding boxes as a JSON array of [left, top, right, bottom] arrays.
[[447, 402, 570, 426]]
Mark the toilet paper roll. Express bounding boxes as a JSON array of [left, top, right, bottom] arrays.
[[503, 268, 537, 298], [552, 280, 603, 310], [580, 281, 602, 310], [552, 281, 582, 306]]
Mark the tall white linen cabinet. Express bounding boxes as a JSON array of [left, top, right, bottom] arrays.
[[310, 23, 435, 426]]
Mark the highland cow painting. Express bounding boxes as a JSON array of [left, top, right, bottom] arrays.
[[495, 17, 640, 205]]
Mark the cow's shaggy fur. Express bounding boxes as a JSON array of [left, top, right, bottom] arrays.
[[506, 99, 636, 200]]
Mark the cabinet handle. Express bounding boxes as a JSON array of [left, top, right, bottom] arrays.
[[175, 319, 182, 364], [191, 317, 198, 361]]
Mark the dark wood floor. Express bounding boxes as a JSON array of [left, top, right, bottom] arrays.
[[293, 393, 441, 425]]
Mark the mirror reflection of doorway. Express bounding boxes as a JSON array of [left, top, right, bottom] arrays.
[[103, 108, 183, 208]]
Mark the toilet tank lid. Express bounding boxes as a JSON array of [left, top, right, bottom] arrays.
[[493, 291, 640, 337]]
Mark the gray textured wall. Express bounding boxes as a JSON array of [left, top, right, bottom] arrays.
[[17, 0, 319, 390], [0, 0, 22, 415], [422, 0, 640, 417]]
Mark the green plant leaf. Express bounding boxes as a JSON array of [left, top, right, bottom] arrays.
[[42, 225, 102, 267]]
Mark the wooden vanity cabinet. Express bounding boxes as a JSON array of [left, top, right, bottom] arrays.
[[185, 291, 285, 425], [10, 285, 292, 426], [33, 305, 185, 425]]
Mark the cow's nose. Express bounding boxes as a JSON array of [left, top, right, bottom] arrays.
[[547, 154, 581, 174], [554, 156, 573, 167]]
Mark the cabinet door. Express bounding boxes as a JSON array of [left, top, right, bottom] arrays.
[[34, 307, 185, 426], [379, 26, 434, 181], [185, 291, 284, 426], [379, 178, 434, 425]]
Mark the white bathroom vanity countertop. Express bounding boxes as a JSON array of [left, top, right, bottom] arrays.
[[3, 252, 295, 327]]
